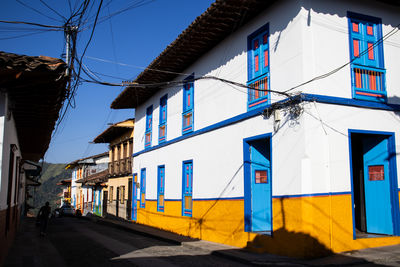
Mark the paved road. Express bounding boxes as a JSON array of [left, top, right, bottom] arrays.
[[5, 217, 250, 267]]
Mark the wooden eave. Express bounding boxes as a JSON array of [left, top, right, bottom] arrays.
[[0, 51, 68, 161], [111, 0, 277, 109]]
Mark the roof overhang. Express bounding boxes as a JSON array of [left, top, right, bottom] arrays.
[[0, 51, 68, 161], [111, 0, 277, 109], [93, 119, 134, 143]]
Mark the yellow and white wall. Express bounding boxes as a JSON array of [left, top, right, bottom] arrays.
[[130, 0, 400, 258]]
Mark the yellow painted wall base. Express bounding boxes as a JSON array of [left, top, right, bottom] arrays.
[[134, 194, 400, 259]]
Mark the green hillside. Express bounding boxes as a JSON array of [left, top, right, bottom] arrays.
[[29, 162, 72, 215]]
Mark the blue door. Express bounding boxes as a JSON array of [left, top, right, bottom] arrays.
[[132, 173, 138, 221], [182, 161, 193, 217], [140, 168, 146, 208], [363, 136, 393, 235], [245, 138, 272, 233]]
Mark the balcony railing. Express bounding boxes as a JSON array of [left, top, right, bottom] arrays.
[[247, 74, 269, 108], [352, 66, 386, 101], [108, 157, 132, 176]]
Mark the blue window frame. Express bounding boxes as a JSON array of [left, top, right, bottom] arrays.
[[140, 168, 146, 208], [157, 165, 165, 212], [182, 160, 193, 216], [247, 23, 270, 110], [145, 105, 153, 148], [159, 95, 167, 144], [348, 12, 386, 102], [182, 75, 194, 134]]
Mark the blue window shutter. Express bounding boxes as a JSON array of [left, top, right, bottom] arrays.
[[348, 12, 386, 102], [182, 75, 194, 134], [247, 24, 270, 110], [145, 106, 153, 148], [159, 95, 167, 143]]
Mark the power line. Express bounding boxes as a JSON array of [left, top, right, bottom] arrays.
[[16, 0, 63, 23], [0, 20, 65, 29], [39, 0, 67, 21]]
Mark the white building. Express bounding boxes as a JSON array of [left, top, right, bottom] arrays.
[[112, 0, 400, 258], [0, 52, 67, 263]]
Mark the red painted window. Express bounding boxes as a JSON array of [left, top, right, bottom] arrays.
[[263, 34, 268, 44], [353, 39, 360, 57], [368, 42, 374, 60], [264, 50, 268, 67], [369, 71, 377, 90], [367, 25, 373, 35], [369, 165, 384, 181], [254, 39, 259, 49], [254, 55, 259, 72], [352, 22, 359, 32], [255, 170, 267, 184], [355, 69, 362, 88]]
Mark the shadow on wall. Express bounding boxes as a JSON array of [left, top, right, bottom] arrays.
[[247, 227, 332, 259]]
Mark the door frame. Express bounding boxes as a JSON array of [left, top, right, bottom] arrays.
[[348, 129, 400, 238], [243, 133, 272, 233]]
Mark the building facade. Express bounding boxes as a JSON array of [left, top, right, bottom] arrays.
[[67, 152, 109, 215], [111, 0, 400, 258], [93, 119, 134, 220], [0, 52, 68, 264]]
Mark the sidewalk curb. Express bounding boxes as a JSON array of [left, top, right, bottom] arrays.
[[80, 215, 391, 267]]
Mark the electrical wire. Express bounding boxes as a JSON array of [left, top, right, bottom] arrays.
[[0, 20, 65, 29], [283, 23, 400, 93], [16, 0, 63, 23], [39, 0, 67, 21]]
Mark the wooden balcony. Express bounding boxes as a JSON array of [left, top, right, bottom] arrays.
[[108, 157, 132, 176]]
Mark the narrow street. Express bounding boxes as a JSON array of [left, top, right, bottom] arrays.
[[4, 217, 251, 267]]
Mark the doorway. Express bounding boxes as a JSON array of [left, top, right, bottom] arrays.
[[244, 134, 272, 233], [127, 179, 132, 220], [349, 131, 400, 236]]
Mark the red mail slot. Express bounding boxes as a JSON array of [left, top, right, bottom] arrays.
[[255, 170, 267, 183], [369, 165, 384, 181]]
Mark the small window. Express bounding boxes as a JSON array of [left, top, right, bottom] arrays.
[[368, 165, 384, 181], [255, 170, 268, 183], [159, 95, 167, 143], [182, 75, 194, 134], [145, 106, 153, 148]]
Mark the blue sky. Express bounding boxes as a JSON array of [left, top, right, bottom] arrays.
[[0, 0, 214, 163]]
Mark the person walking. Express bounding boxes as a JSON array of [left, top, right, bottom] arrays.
[[37, 201, 51, 236]]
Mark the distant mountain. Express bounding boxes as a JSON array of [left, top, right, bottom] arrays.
[[29, 162, 72, 215]]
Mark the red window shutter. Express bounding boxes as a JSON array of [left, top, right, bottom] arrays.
[[367, 42, 374, 60], [369, 71, 377, 90], [367, 25, 373, 35], [355, 69, 362, 88], [254, 55, 259, 72], [352, 22, 359, 32], [264, 50, 268, 67], [353, 39, 360, 57]]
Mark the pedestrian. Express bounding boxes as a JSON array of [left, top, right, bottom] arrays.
[[37, 201, 51, 236]]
